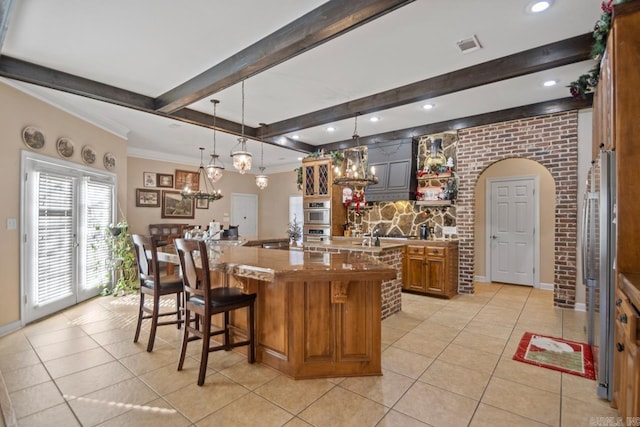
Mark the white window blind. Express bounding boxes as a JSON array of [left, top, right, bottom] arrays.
[[83, 180, 113, 290], [36, 173, 74, 306]]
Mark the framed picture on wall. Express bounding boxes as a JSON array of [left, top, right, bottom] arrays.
[[157, 173, 174, 188], [143, 172, 156, 188], [175, 169, 199, 191], [161, 190, 195, 219], [135, 189, 160, 207], [195, 198, 209, 209]]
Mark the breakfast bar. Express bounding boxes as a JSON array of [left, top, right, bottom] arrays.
[[159, 245, 396, 379]]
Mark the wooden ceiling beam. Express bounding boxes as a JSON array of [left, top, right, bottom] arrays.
[[0, 0, 15, 53], [262, 33, 594, 138], [319, 95, 593, 151], [0, 55, 315, 152], [154, 0, 415, 114]]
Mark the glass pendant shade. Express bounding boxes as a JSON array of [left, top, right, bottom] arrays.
[[205, 154, 224, 182], [255, 167, 268, 190], [231, 137, 252, 174], [333, 114, 378, 189]]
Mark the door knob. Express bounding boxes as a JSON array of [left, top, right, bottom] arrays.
[[491, 235, 497, 240]]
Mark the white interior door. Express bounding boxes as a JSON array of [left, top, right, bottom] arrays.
[[489, 177, 537, 286], [22, 152, 115, 324], [230, 193, 258, 237]]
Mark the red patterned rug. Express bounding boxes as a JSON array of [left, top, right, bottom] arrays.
[[513, 332, 596, 380]]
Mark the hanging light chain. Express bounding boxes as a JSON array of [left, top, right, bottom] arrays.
[[211, 99, 218, 153], [241, 80, 245, 138]]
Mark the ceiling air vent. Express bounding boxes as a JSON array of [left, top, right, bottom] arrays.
[[456, 35, 482, 54]]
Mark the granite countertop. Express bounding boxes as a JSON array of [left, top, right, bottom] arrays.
[[157, 244, 396, 282], [306, 237, 458, 252]]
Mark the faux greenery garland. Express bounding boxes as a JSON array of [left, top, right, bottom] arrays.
[[568, 0, 633, 99]]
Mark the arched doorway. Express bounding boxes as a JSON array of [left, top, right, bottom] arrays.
[[474, 158, 556, 288]]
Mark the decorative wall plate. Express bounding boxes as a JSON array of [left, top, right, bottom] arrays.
[[56, 137, 74, 158], [22, 126, 46, 150], [81, 145, 96, 165], [103, 152, 116, 170]]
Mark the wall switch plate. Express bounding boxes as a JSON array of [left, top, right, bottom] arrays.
[[7, 218, 17, 230]]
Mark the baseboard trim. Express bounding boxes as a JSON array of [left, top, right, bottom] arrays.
[[0, 321, 21, 338], [539, 282, 554, 291], [474, 276, 490, 283], [574, 303, 587, 312]]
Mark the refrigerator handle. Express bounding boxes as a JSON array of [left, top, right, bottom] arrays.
[[581, 190, 589, 286]]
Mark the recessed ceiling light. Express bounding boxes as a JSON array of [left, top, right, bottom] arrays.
[[279, 137, 287, 144], [292, 134, 300, 140], [369, 116, 380, 122], [543, 80, 557, 87], [527, 0, 552, 13], [326, 126, 336, 132], [422, 103, 434, 110], [297, 157, 303, 161]]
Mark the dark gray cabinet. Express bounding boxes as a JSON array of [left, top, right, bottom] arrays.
[[366, 138, 417, 202]]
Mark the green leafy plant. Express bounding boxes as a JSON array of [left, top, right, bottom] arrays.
[[99, 219, 138, 296], [568, 0, 632, 99]]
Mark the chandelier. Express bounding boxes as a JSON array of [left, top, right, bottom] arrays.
[[181, 147, 223, 202], [255, 124, 268, 190], [204, 99, 224, 182], [230, 80, 252, 174], [333, 113, 378, 191]]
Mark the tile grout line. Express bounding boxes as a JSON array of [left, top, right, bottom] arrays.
[[0, 369, 17, 427]]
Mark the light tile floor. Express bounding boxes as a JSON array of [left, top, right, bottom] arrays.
[[0, 283, 621, 426]]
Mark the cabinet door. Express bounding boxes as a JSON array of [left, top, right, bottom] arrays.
[[404, 255, 425, 292], [622, 337, 640, 419], [304, 164, 316, 197], [303, 160, 332, 198], [425, 255, 446, 294]]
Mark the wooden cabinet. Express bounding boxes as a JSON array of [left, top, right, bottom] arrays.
[[302, 157, 347, 237], [425, 246, 447, 295], [613, 280, 640, 420], [402, 242, 458, 298], [403, 245, 425, 292], [600, 2, 640, 418], [303, 158, 332, 199]]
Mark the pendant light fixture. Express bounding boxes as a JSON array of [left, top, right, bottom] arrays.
[[181, 147, 223, 202], [255, 123, 268, 190], [230, 80, 252, 174], [333, 113, 378, 189], [205, 99, 224, 182]]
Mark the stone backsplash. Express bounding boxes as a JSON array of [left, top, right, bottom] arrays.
[[347, 200, 457, 239]]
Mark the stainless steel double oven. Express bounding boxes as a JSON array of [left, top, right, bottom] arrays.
[[303, 200, 331, 241]]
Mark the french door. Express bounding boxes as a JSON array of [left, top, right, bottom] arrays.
[[21, 151, 116, 324]]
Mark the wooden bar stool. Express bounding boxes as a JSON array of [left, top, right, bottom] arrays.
[[131, 234, 184, 352], [174, 238, 256, 386]]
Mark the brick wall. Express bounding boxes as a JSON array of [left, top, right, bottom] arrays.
[[303, 246, 403, 319], [457, 111, 579, 308]]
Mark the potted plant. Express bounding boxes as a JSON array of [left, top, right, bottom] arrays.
[[287, 215, 302, 246], [99, 219, 138, 296]]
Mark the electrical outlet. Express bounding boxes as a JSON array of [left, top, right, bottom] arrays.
[[442, 226, 457, 235], [7, 218, 17, 230]]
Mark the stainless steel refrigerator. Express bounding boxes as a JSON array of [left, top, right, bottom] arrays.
[[582, 148, 616, 400]]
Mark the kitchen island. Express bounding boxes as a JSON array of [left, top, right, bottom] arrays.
[[159, 245, 396, 379], [303, 238, 406, 319]]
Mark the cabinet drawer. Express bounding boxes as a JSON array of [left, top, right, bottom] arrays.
[[406, 246, 424, 255], [616, 289, 640, 343], [426, 246, 446, 257]]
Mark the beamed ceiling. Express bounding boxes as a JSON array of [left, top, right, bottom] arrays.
[[0, 0, 599, 172]]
